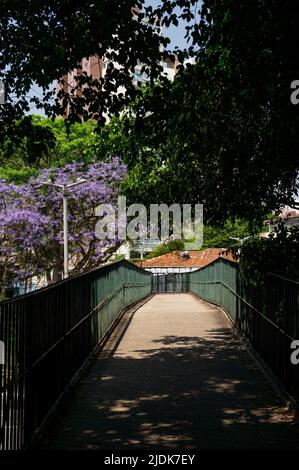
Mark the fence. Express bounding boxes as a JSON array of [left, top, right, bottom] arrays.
[[1, 256, 298, 449], [190, 257, 299, 401], [0, 260, 151, 450], [0, 278, 47, 299], [151, 272, 190, 293]]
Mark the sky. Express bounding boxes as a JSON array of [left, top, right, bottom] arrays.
[[166, 20, 188, 49], [149, 0, 203, 49], [147, 0, 196, 49]]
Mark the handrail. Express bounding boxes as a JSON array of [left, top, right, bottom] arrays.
[[266, 271, 299, 285], [0, 282, 148, 394], [0, 260, 151, 449], [189, 256, 299, 405], [0, 259, 151, 305], [190, 279, 295, 341]]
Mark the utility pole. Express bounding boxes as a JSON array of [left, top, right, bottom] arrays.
[[0, 80, 6, 105], [229, 236, 250, 245], [62, 184, 68, 279], [39, 178, 89, 279]]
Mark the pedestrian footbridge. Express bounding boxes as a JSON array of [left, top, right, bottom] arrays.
[[0, 260, 298, 449]]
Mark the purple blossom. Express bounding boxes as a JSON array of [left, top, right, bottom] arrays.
[[0, 158, 126, 284]]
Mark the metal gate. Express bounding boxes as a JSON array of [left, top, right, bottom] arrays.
[[151, 273, 190, 293]]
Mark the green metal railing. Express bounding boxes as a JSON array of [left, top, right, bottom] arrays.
[[190, 257, 299, 401], [0, 260, 151, 450], [1, 254, 298, 450]]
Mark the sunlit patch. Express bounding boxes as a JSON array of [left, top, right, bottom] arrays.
[[206, 378, 242, 393], [222, 408, 249, 425]]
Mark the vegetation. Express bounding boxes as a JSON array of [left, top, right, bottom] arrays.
[[0, 158, 125, 290], [0, 114, 133, 183], [120, 1, 299, 226], [0, 117, 95, 174], [202, 220, 252, 250], [0, 1, 298, 284], [0, 1, 171, 135], [240, 225, 299, 284], [1, 2, 298, 225], [145, 239, 185, 259]]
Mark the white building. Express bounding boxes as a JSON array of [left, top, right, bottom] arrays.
[[268, 205, 299, 234]]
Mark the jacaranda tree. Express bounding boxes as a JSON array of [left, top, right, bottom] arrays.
[[0, 157, 126, 291]]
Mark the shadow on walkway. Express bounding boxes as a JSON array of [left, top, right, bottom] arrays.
[[42, 295, 299, 450]]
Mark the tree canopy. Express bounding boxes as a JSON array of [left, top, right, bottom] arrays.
[[202, 220, 252, 250], [1, 1, 298, 227], [240, 225, 299, 283], [0, 1, 174, 128], [120, 1, 299, 225], [0, 157, 125, 290]]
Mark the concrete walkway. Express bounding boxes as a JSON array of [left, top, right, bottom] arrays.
[[43, 294, 298, 450]]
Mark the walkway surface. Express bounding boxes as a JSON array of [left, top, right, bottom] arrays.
[[43, 294, 299, 450]]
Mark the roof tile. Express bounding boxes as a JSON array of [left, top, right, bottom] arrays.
[[138, 248, 236, 268]]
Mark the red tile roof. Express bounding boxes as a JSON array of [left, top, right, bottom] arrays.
[[138, 248, 236, 269]]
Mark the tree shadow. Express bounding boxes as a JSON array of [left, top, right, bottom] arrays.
[[42, 327, 299, 450]]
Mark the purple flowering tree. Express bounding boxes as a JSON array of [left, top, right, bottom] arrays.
[[0, 157, 126, 290]]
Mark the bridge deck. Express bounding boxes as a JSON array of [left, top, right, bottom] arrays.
[[43, 293, 298, 449]]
